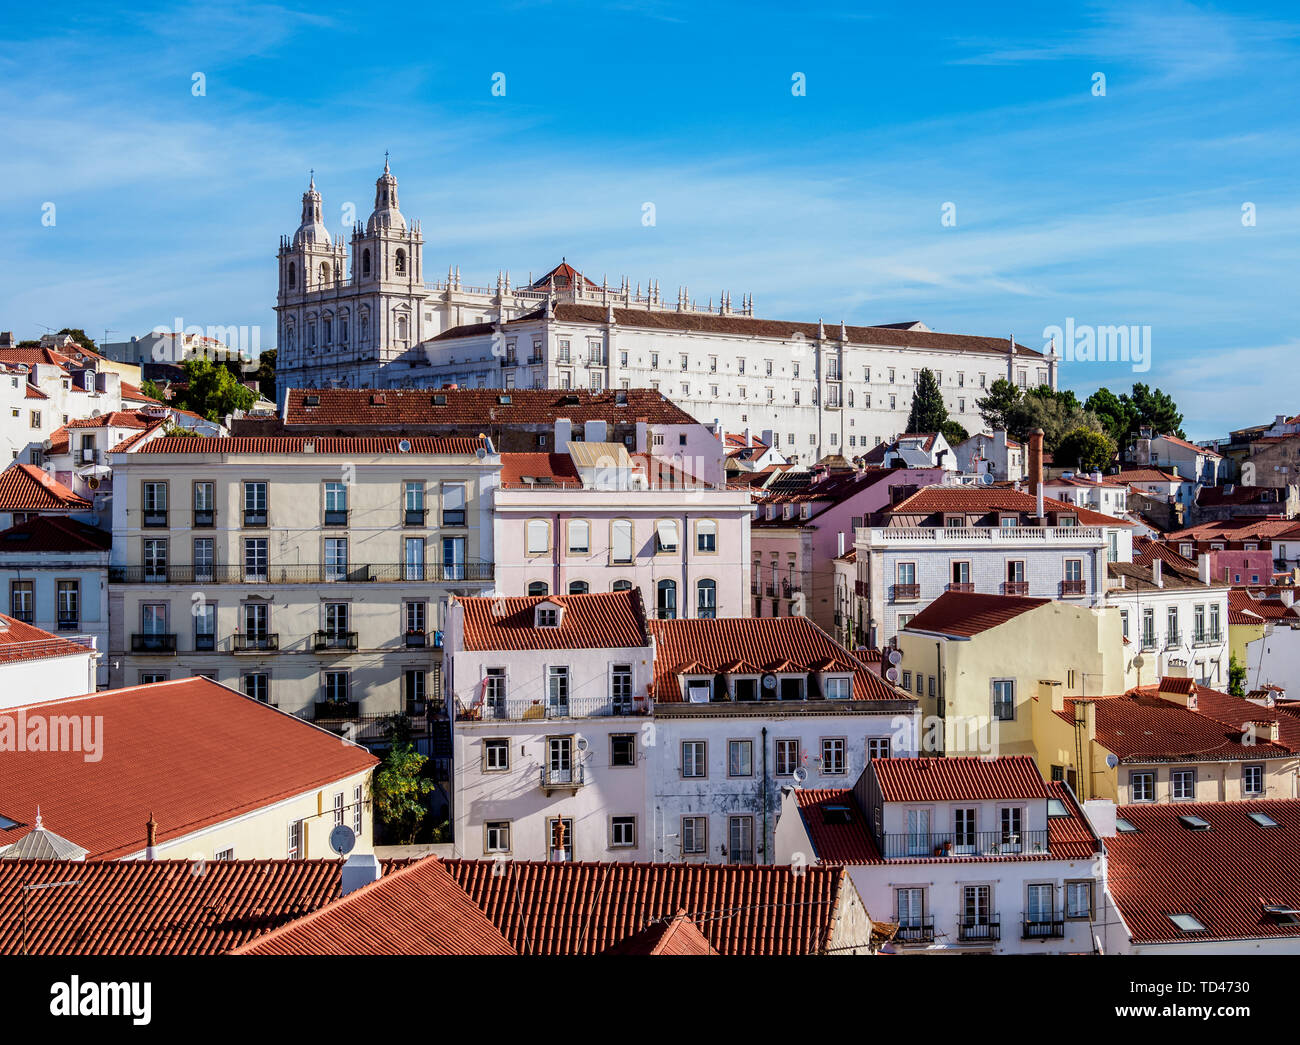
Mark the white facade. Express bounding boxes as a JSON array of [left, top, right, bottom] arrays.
[[0, 362, 124, 469], [444, 597, 655, 862], [1106, 569, 1231, 688]]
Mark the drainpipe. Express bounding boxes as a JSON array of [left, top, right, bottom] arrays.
[[761, 726, 769, 864]]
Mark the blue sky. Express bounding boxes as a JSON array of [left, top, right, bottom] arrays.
[[1, 0, 1297, 438]]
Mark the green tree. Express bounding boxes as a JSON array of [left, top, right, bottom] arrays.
[[139, 379, 167, 402], [1054, 426, 1117, 471], [254, 349, 276, 402], [1126, 382, 1185, 440], [1228, 655, 1246, 698], [172, 356, 256, 421], [976, 378, 1021, 432], [941, 420, 969, 446], [906, 368, 949, 434], [57, 328, 96, 352], [1003, 395, 1104, 455], [1084, 387, 1137, 446], [372, 742, 435, 844]]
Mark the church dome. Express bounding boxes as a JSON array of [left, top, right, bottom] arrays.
[[366, 156, 407, 234], [293, 174, 332, 248]]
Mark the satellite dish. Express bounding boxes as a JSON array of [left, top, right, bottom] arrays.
[[576, 736, 589, 752], [761, 674, 777, 691], [887, 649, 903, 666], [476, 447, 488, 460], [792, 767, 808, 785], [87, 476, 100, 490], [1105, 753, 1119, 769], [397, 439, 412, 452], [1132, 654, 1146, 669], [329, 824, 356, 857], [885, 667, 900, 683], [981, 473, 995, 486]]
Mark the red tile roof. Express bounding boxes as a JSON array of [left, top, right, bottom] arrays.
[[24, 384, 48, 400], [442, 859, 850, 955], [888, 486, 1131, 527], [457, 590, 650, 652], [794, 789, 883, 863], [1228, 588, 1300, 622], [1168, 518, 1300, 542], [0, 614, 95, 664], [874, 755, 1050, 802], [539, 304, 1046, 359], [0, 858, 393, 955], [1130, 680, 1300, 753], [0, 463, 92, 512], [130, 435, 490, 455], [233, 858, 515, 956], [283, 387, 697, 427], [0, 516, 111, 553], [603, 909, 719, 955], [0, 677, 377, 859], [648, 617, 903, 702], [1132, 538, 1199, 572], [499, 452, 581, 487], [120, 381, 164, 404], [1158, 433, 1220, 457], [527, 261, 599, 290], [1114, 467, 1188, 484], [902, 590, 1051, 638], [1107, 800, 1300, 944]]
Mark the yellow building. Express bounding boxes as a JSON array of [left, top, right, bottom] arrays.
[[1032, 674, 1300, 803], [896, 590, 1127, 762]]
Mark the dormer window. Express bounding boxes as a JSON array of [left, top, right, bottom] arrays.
[[823, 675, 852, 700], [685, 677, 713, 703], [535, 601, 563, 628]]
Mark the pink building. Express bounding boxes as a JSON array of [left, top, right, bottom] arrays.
[[749, 465, 945, 633], [493, 441, 752, 620]]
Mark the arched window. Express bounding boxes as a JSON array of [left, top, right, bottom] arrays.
[[397, 314, 409, 342], [656, 579, 677, 620], [362, 249, 371, 277], [322, 312, 333, 345], [360, 313, 369, 345], [395, 249, 406, 276], [611, 579, 633, 592], [568, 580, 589, 595], [527, 580, 549, 596], [696, 579, 716, 619], [287, 262, 296, 289], [319, 262, 331, 284], [339, 311, 349, 344], [284, 325, 295, 351]]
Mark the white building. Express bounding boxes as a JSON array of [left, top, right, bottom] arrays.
[[0, 613, 98, 708], [273, 165, 1058, 462], [646, 616, 919, 864], [952, 430, 1024, 482], [774, 756, 1106, 954], [1042, 473, 1129, 517], [0, 517, 110, 688], [445, 590, 655, 862]]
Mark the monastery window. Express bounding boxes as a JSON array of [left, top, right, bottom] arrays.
[[362, 249, 371, 277], [394, 249, 407, 275], [288, 262, 296, 289]]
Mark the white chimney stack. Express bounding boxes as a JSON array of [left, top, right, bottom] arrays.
[[1152, 558, 1163, 588], [341, 852, 383, 896], [1198, 553, 1211, 585], [838, 531, 846, 557]]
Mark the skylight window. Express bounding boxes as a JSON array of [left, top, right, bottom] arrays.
[[1249, 812, 1280, 828], [1047, 798, 1069, 818], [1115, 818, 1138, 833], [822, 805, 853, 825], [1178, 815, 1211, 831], [0, 814, 17, 830], [1169, 913, 1206, 933], [1263, 905, 1300, 925]]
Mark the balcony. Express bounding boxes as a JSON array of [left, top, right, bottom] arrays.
[[1165, 631, 1182, 649], [892, 583, 920, 602], [782, 580, 802, 597], [457, 694, 649, 722], [863, 525, 1105, 548], [108, 562, 495, 585], [442, 509, 466, 527], [193, 509, 215, 527], [243, 510, 268, 527], [879, 830, 1050, 860], [56, 618, 80, 631], [540, 765, 586, 794], [854, 579, 868, 597], [893, 917, 936, 945], [1003, 581, 1029, 596], [313, 700, 359, 721], [1193, 630, 1224, 647], [403, 508, 426, 527], [1060, 579, 1087, 597], [958, 915, 1001, 943], [233, 633, 279, 652], [1022, 917, 1066, 940], [947, 582, 975, 593], [405, 629, 428, 647], [323, 509, 349, 527], [142, 510, 168, 528], [765, 584, 777, 597], [314, 630, 359, 651], [131, 633, 177, 654], [194, 633, 216, 651]]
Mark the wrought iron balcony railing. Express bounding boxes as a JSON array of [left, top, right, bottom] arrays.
[[131, 633, 176, 653], [109, 562, 494, 585], [879, 830, 1050, 860], [958, 915, 1001, 943]]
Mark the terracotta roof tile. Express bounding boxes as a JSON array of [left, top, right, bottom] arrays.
[[648, 617, 903, 702], [0, 858, 393, 955], [603, 909, 719, 955], [0, 614, 95, 664], [284, 387, 696, 427], [0, 516, 110, 553], [903, 590, 1051, 637], [873, 755, 1050, 802], [233, 858, 514, 956], [443, 859, 849, 955], [888, 487, 1131, 527], [795, 789, 883, 864], [1107, 800, 1300, 944], [0, 677, 377, 859], [0, 463, 92, 512], [131, 435, 490, 455], [457, 590, 650, 652]]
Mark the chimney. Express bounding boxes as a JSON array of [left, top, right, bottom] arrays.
[[145, 813, 158, 860], [1198, 553, 1211, 585], [1280, 589, 1296, 608], [1028, 428, 1044, 516], [583, 419, 607, 443], [1081, 700, 1097, 742], [1152, 558, 1163, 588], [1083, 799, 1118, 839], [555, 417, 572, 448], [1039, 679, 1064, 713], [341, 852, 383, 896]]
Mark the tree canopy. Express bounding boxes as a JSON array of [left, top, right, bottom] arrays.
[[167, 357, 256, 422], [1084, 383, 1185, 446], [906, 368, 949, 435], [1055, 426, 1118, 471]]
